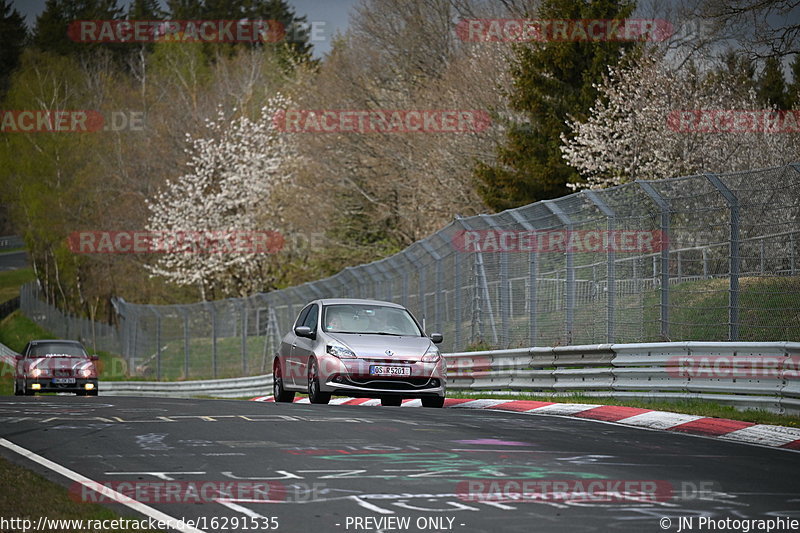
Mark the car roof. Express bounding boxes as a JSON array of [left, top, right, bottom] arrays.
[[28, 339, 85, 345], [317, 298, 405, 309]]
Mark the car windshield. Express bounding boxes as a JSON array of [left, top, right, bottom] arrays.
[[28, 343, 88, 358], [323, 304, 423, 336]]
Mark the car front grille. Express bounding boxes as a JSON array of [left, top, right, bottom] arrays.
[[341, 376, 435, 390]]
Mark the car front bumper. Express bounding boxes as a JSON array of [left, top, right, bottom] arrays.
[[25, 378, 98, 393], [318, 355, 446, 398]]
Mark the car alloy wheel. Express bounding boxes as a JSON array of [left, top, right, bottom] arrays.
[[307, 358, 331, 404], [273, 359, 295, 403]]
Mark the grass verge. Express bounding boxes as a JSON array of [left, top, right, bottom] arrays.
[[449, 391, 800, 427], [0, 267, 34, 304], [0, 311, 133, 390], [0, 455, 160, 532]]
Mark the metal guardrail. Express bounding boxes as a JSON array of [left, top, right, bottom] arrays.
[[102, 374, 274, 399], [0, 342, 17, 367], [97, 342, 799, 415], [446, 342, 800, 415]]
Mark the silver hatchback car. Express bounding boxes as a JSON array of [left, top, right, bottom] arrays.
[[273, 298, 446, 407]]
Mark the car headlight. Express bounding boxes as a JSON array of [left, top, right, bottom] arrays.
[[421, 346, 441, 362], [80, 367, 93, 378], [30, 368, 42, 378], [327, 343, 357, 359]]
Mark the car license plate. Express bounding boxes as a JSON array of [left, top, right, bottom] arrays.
[[52, 378, 76, 384], [369, 365, 411, 376]]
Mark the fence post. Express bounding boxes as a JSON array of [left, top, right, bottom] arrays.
[[705, 173, 740, 341], [372, 261, 393, 301], [638, 181, 671, 340], [240, 300, 248, 375], [204, 302, 218, 379], [403, 249, 426, 320], [362, 264, 381, 302], [453, 240, 463, 350], [387, 257, 408, 308], [478, 214, 510, 347], [509, 209, 539, 346], [150, 306, 162, 380], [585, 190, 616, 343], [420, 240, 444, 335], [182, 306, 190, 378], [543, 200, 575, 344], [457, 217, 498, 346], [343, 268, 360, 298], [259, 293, 272, 373], [306, 282, 324, 301]]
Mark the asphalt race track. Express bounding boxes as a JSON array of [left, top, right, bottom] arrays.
[[0, 250, 28, 271], [0, 396, 798, 533]]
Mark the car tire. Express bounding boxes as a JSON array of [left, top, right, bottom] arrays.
[[380, 396, 402, 407], [422, 396, 445, 408], [14, 381, 22, 396], [273, 359, 295, 403], [23, 382, 34, 396], [307, 358, 331, 405], [89, 390, 98, 396]]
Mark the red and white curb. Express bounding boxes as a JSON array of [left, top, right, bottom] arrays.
[[251, 395, 800, 452]]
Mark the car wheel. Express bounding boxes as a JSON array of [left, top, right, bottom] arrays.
[[14, 381, 22, 396], [23, 381, 34, 396], [381, 396, 402, 407], [89, 390, 98, 396], [273, 359, 295, 403], [422, 396, 445, 408], [307, 358, 331, 404]]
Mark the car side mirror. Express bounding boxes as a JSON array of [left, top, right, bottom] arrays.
[[429, 333, 443, 344], [295, 326, 316, 339], [90, 355, 99, 362]]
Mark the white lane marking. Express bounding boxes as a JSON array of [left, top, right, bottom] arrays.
[[217, 500, 274, 518], [0, 438, 205, 533], [526, 403, 601, 415], [718, 424, 800, 447], [618, 411, 703, 430], [104, 471, 206, 480], [449, 399, 511, 409], [349, 495, 394, 514]]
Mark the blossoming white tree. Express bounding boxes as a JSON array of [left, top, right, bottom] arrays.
[[145, 93, 297, 299], [561, 51, 800, 190]]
